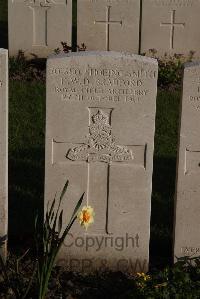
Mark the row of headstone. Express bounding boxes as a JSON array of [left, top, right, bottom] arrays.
[[0, 49, 8, 261], [1, 47, 200, 272], [8, 0, 200, 58]]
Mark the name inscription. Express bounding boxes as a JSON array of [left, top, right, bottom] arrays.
[[50, 67, 157, 103], [154, 0, 193, 7], [90, 0, 131, 2], [187, 76, 200, 110], [181, 246, 200, 254]]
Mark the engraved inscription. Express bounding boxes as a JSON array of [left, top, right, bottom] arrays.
[[94, 6, 122, 51], [181, 246, 200, 255], [91, 0, 131, 3], [154, 0, 193, 7], [160, 10, 185, 50], [177, 190, 200, 201], [25, 0, 53, 5], [187, 75, 200, 110], [0, 210, 6, 220], [50, 67, 157, 103], [185, 149, 200, 175], [0, 58, 2, 87]]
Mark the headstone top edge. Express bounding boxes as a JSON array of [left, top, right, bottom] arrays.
[[47, 51, 158, 65], [184, 61, 200, 69], [0, 49, 8, 55]]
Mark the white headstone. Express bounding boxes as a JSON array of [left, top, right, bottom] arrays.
[[45, 52, 158, 273], [77, 0, 140, 53], [8, 0, 72, 58], [0, 49, 8, 260], [141, 0, 200, 57], [174, 62, 200, 260]]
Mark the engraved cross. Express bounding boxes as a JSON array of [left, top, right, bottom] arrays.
[[26, 0, 54, 46], [13, 0, 64, 47], [53, 108, 146, 236], [160, 10, 185, 50], [94, 6, 122, 51]]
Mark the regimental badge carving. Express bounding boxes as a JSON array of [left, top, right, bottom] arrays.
[[24, 0, 54, 7], [67, 109, 134, 163]]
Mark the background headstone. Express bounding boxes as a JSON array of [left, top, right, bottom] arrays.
[[174, 62, 200, 260], [0, 49, 8, 260], [45, 52, 158, 273], [77, 0, 140, 53], [141, 0, 200, 57], [8, 0, 72, 58]]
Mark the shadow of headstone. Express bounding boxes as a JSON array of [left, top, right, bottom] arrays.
[[9, 147, 45, 239], [0, 235, 7, 263], [150, 155, 177, 269], [0, 21, 8, 48], [0, 0, 8, 49]]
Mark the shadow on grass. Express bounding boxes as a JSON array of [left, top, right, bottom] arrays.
[[150, 155, 177, 269], [0, 21, 8, 48], [8, 147, 44, 242], [60, 271, 136, 299], [72, 0, 77, 50]]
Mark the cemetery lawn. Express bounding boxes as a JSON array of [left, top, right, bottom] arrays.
[[9, 81, 45, 238], [5, 59, 200, 298], [9, 82, 179, 260], [8, 81, 180, 247], [0, 0, 8, 48], [2, 2, 200, 296], [6, 80, 200, 297], [0, 0, 7, 22]]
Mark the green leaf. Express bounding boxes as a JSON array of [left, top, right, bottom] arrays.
[[59, 180, 69, 203], [60, 192, 84, 244], [52, 181, 69, 240], [48, 198, 56, 219], [34, 213, 39, 231], [58, 210, 63, 236]]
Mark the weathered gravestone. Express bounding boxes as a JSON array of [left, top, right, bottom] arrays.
[[45, 52, 158, 273], [141, 0, 200, 57], [8, 0, 72, 58], [77, 0, 140, 53], [0, 49, 8, 260], [174, 62, 200, 260]]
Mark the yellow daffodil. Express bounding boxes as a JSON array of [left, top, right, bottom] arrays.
[[136, 272, 151, 281], [78, 206, 95, 230]]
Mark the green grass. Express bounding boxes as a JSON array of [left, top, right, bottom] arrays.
[[155, 90, 180, 157], [0, 0, 8, 48], [151, 89, 180, 266], [8, 79, 181, 265], [1, 0, 180, 265], [9, 81, 45, 237], [0, 0, 7, 22]]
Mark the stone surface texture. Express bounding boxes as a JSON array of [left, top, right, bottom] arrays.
[[174, 62, 200, 260], [45, 52, 158, 273], [0, 49, 8, 261], [77, 0, 140, 53], [141, 0, 200, 57], [8, 0, 72, 58]]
